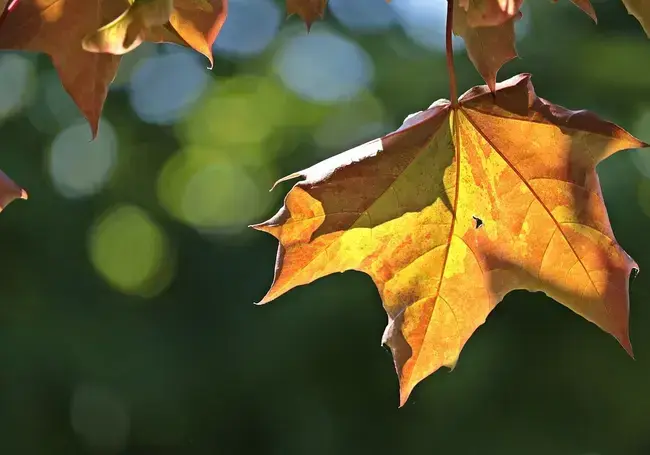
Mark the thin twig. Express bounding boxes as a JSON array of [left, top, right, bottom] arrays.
[[445, 0, 458, 107]]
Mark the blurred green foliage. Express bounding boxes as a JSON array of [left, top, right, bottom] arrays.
[[0, 0, 650, 454]]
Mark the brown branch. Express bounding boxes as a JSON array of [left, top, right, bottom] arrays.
[[446, 0, 458, 107]]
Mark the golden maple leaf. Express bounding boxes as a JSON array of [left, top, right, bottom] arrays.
[[253, 73, 648, 405]]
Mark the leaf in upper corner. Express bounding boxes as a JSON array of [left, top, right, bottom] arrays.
[[0, 169, 27, 212], [0, 0, 226, 136], [453, 0, 520, 92], [621, 0, 650, 37], [0, 0, 124, 136], [84, 0, 226, 66], [286, 0, 327, 29], [252, 73, 647, 406]]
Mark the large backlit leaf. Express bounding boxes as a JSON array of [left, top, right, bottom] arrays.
[[253, 74, 647, 405]]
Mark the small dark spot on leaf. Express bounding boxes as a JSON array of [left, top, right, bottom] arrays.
[[472, 215, 483, 229]]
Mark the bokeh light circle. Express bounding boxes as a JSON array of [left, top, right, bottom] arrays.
[[213, 0, 281, 57], [273, 29, 374, 103], [329, 0, 396, 32], [157, 148, 274, 233], [89, 205, 174, 297], [48, 120, 118, 198], [129, 51, 211, 125], [0, 53, 36, 121]]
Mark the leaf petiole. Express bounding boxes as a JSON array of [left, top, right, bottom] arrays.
[[446, 0, 458, 107]]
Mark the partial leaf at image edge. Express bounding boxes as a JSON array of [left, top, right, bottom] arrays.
[[566, 0, 650, 34], [0, 0, 226, 136], [0, 0, 123, 136], [622, 0, 650, 37], [252, 73, 648, 406]]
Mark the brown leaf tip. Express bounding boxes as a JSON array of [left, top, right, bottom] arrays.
[[0, 186, 28, 212], [286, 0, 327, 30], [0, 168, 28, 212], [459, 72, 533, 105]]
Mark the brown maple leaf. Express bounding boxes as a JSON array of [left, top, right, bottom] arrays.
[[454, 1, 520, 92], [286, 0, 327, 29], [252, 73, 647, 405], [0, 0, 226, 136]]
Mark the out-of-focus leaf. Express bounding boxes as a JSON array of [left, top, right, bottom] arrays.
[[0, 0, 123, 136], [0, 0, 226, 136], [168, 0, 225, 67], [454, 2, 519, 92], [458, 0, 523, 27], [622, 0, 650, 37]]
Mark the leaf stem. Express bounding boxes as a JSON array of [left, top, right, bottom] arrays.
[[446, 0, 458, 107]]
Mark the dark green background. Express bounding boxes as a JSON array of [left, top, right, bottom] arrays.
[[1, 0, 650, 454]]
